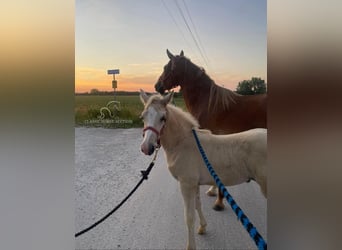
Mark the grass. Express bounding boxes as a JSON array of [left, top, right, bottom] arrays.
[[75, 95, 186, 128]]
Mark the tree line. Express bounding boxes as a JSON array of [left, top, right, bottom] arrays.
[[76, 77, 267, 96], [235, 77, 267, 95]]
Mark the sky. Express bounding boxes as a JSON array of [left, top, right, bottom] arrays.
[[75, 0, 266, 93]]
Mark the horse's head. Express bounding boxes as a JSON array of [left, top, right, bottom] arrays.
[[139, 89, 174, 155], [155, 49, 187, 94]]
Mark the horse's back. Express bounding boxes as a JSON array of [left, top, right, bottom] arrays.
[[197, 128, 266, 143], [233, 128, 266, 160], [195, 128, 266, 162], [242, 128, 267, 146], [199, 128, 267, 168], [192, 128, 266, 188]]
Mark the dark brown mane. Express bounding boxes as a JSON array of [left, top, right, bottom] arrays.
[[186, 58, 239, 113]]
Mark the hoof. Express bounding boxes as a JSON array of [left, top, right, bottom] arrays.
[[197, 226, 206, 235], [206, 189, 217, 197], [212, 204, 225, 211]]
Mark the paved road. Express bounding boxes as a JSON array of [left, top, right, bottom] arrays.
[[75, 128, 267, 250]]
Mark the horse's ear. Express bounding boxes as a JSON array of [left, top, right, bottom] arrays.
[[166, 49, 174, 59], [139, 89, 149, 104], [180, 50, 184, 56], [162, 91, 174, 105]]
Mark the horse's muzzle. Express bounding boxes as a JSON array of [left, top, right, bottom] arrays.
[[141, 143, 155, 156], [154, 81, 165, 94]]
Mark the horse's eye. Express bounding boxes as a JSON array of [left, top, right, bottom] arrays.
[[160, 116, 166, 122]]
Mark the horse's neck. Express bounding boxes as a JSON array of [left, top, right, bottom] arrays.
[[160, 109, 192, 152], [181, 73, 211, 116]]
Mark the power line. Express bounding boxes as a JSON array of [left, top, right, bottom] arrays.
[[181, 0, 210, 65], [174, 0, 210, 68], [161, 0, 195, 56]]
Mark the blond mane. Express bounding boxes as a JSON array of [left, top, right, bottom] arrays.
[[143, 94, 169, 114], [166, 104, 200, 129], [208, 82, 239, 112]]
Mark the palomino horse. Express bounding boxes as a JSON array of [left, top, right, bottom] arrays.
[[155, 49, 267, 211], [139, 90, 267, 250]]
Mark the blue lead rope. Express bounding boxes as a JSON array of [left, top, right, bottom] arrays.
[[192, 129, 267, 250]]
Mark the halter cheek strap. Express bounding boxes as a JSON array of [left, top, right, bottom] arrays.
[[142, 126, 162, 146]]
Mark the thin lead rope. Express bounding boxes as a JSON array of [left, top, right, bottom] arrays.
[[191, 129, 267, 250], [75, 147, 160, 237]]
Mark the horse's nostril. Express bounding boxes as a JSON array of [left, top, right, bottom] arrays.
[[155, 82, 165, 94], [148, 145, 155, 155]]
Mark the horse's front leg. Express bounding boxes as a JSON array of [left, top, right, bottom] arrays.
[[196, 186, 207, 234], [180, 182, 197, 250]]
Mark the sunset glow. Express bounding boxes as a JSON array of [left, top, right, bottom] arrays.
[[76, 0, 266, 93]]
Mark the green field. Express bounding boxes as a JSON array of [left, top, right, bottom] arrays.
[[75, 95, 186, 128]]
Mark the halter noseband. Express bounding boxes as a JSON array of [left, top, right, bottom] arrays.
[[142, 126, 162, 146]]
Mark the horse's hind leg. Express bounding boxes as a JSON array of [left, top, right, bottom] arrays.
[[206, 185, 225, 211], [180, 182, 197, 250], [206, 185, 217, 196], [196, 186, 207, 234], [213, 189, 225, 211]]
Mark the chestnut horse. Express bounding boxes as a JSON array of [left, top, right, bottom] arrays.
[[155, 49, 267, 211]]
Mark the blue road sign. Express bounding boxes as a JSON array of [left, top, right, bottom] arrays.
[[107, 69, 120, 74]]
